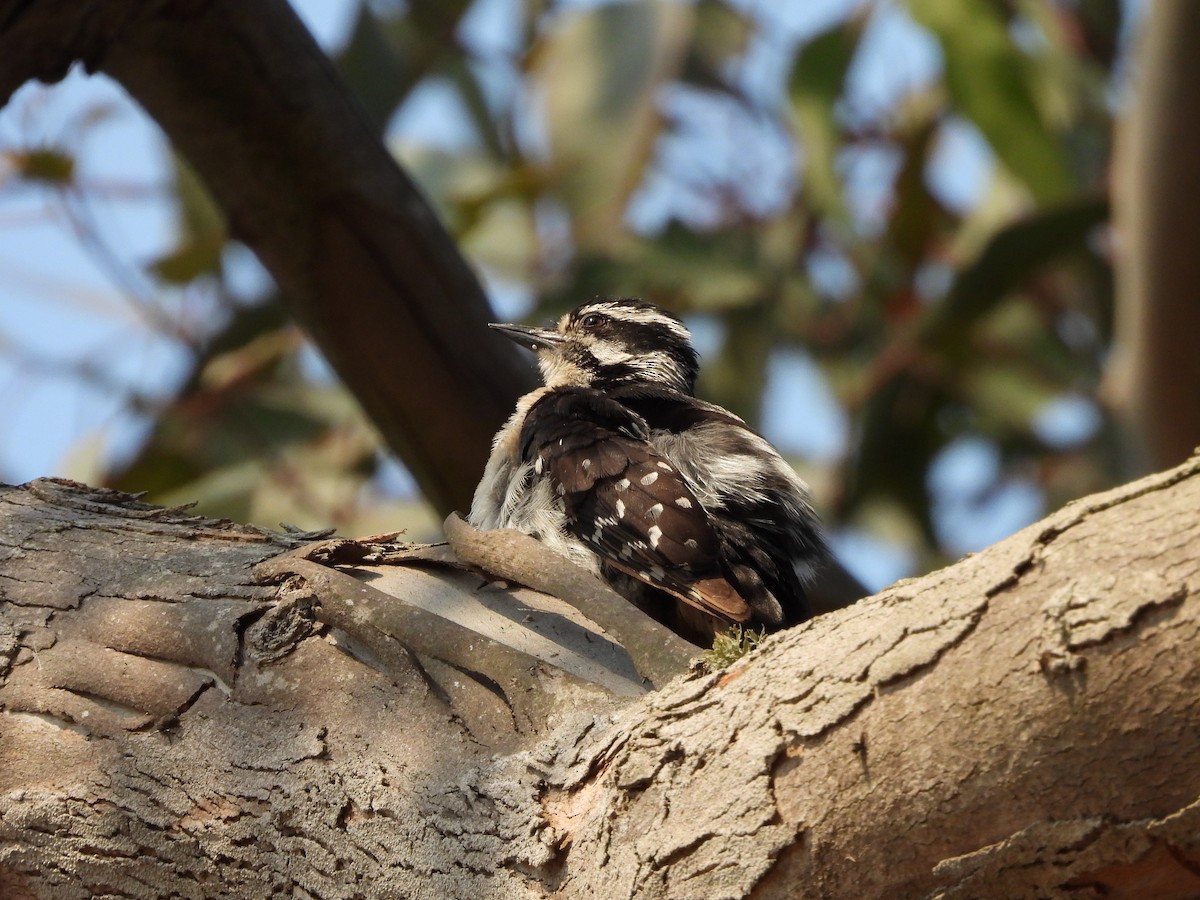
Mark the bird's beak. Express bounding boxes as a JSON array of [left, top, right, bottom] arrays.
[[488, 322, 565, 353]]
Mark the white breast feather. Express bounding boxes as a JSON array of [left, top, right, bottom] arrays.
[[469, 392, 600, 574]]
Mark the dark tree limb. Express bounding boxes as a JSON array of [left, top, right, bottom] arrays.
[[0, 0, 536, 515]]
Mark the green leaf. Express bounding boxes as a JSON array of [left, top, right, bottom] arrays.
[[632, 224, 765, 310], [680, 0, 753, 90], [154, 458, 266, 525], [338, 1, 498, 153], [14, 148, 75, 184], [963, 363, 1056, 436], [148, 155, 226, 285], [921, 195, 1109, 350], [699, 306, 773, 424], [172, 154, 225, 241], [885, 116, 941, 268], [908, 0, 1074, 202], [440, 55, 508, 160], [846, 369, 949, 540], [788, 19, 862, 220], [460, 199, 535, 281], [148, 231, 225, 285], [534, 1, 693, 247], [336, 4, 410, 132]]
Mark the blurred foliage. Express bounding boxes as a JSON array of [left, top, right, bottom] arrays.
[[0, 0, 1131, 580]]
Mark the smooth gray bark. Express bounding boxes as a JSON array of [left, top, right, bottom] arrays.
[[1111, 0, 1200, 471]]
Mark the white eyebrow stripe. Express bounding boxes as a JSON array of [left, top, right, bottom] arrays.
[[582, 303, 692, 342]]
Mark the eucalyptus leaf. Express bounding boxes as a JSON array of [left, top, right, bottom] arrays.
[[909, 0, 1075, 202], [788, 19, 862, 220], [535, 1, 693, 247]]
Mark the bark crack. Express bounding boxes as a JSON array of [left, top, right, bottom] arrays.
[[1063, 584, 1188, 652], [989, 455, 1200, 601]]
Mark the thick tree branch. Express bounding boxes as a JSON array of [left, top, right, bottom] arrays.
[[541, 456, 1200, 898], [0, 0, 536, 514], [2, 458, 1199, 897]]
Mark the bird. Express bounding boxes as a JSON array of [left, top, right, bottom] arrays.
[[469, 298, 827, 644]]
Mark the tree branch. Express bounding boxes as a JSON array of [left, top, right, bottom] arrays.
[[0, 0, 536, 514], [443, 513, 698, 687], [1110, 0, 1200, 470], [3, 458, 1199, 897]]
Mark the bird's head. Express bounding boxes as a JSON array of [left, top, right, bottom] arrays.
[[490, 299, 699, 394]]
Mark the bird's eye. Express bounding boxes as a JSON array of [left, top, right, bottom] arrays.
[[580, 313, 602, 329]]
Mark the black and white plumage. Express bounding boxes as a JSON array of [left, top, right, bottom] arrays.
[[469, 298, 826, 642]]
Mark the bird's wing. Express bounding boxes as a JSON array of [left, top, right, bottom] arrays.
[[611, 383, 823, 626], [519, 388, 752, 625]]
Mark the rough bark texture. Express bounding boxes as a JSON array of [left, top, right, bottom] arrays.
[[2, 459, 1199, 899], [0, 479, 627, 899], [0, 0, 536, 515]]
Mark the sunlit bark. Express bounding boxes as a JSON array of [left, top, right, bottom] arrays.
[[2, 462, 1198, 898]]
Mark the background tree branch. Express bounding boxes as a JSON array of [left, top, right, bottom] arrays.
[[1110, 0, 1200, 472], [0, 0, 535, 515], [1, 458, 1197, 898]]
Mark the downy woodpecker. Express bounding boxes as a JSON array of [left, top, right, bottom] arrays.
[[469, 299, 826, 643]]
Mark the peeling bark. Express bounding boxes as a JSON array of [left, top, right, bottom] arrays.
[[0, 479, 624, 899], [550, 460, 1200, 899], [2, 461, 1199, 898]]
